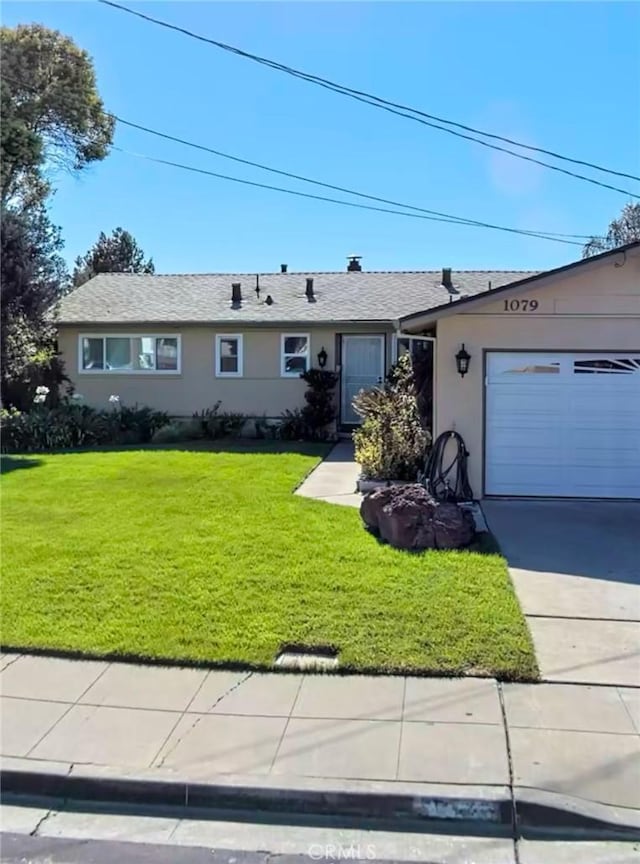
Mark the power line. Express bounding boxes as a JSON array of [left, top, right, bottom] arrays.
[[0, 69, 603, 243], [99, 0, 640, 198], [113, 146, 584, 247], [115, 115, 598, 241]]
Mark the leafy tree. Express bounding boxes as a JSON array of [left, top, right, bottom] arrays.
[[583, 203, 640, 258], [1, 206, 69, 409], [73, 227, 155, 287], [0, 23, 114, 206]]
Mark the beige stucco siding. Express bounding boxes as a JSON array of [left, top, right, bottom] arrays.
[[57, 324, 394, 417], [431, 249, 640, 497]]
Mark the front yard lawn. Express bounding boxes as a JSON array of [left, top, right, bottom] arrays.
[[1, 443, 538, 679]]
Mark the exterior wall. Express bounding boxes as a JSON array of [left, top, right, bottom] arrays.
[[57, 324, 394, 417], [431, 249, 640, 497]]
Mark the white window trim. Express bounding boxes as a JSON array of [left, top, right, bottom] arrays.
[[215, 333, 244, 378], [78, 334, 182, 375], [392, 333, 435, 362], [281, 332, 310, 378]]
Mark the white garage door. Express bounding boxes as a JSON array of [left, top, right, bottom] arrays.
[[485, 352, 640, 498]]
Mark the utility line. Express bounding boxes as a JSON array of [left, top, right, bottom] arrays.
[[115, 115, 598, 241], [99, 0, 640, 197], [113, 146, 584, 247], [0, 70, 602, 242]]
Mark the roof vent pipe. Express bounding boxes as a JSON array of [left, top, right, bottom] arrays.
[[442, 267, 453, 289], [231, 282, 242, 304], [347, 255, 362, 272], [305, 277, 315, 300], [281, 264, 288, 273]]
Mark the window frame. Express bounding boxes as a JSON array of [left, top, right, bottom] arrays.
[[392, 333, 435, 363], [78, 334, 182, 375], [280, 332, 310, 378], [215, 333, 244, 378]]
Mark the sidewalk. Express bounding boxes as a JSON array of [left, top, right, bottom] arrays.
[[1, 653, 639, 833]]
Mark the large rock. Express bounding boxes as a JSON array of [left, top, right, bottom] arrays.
[[360, 484, 475, 551]]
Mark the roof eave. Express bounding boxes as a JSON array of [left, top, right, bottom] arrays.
[[55, 317, 399, 328], [399, 241, 640, 328]]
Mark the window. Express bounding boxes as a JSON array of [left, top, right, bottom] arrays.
[[79, 335, 180, 373], [215, 334, 243, 377], [574, 358, 640, 375], [393, 334, 434, 362], [281, 333, 309, 377]]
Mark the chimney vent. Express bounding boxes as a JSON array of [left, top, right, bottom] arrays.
[[305, 277, 315, 300], [280, 264, 288, 273], [231, 282, 242, 304], [347, 255, 362, 272], [265, 294, 274, 306], [442, 267, 453, 289]]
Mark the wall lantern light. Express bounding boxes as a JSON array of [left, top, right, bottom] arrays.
[[317, 347, 328, 368], [455, 344, 471, 377]]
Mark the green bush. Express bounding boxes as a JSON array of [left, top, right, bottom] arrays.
[[300, 368, 339, 440], [151, 420, 202, 444], [278, 408, 307, 441], [118, 404, 170, 443], [277, 368, 339, 442], [192, 403, 246, 439], [0, 390, 171, 453], [353, 354, 430, 480]]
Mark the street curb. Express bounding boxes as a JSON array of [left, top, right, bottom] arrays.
[[515, 786, 640, 838], [2, 766, 639, 838], [0, 767, 511, 829]]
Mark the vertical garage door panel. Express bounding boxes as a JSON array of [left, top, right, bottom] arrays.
[[485, 352, 640, 498]]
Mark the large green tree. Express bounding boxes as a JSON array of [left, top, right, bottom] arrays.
[[582, 203, 640, 258], [1, 23, 114, 206], [1, 206, 69, 408], [73, 227, 155, 287]]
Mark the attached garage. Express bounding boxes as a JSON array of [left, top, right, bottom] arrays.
[[399, 241, 640, 500], [485, 351, 640, 498]]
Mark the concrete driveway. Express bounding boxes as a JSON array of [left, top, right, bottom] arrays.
[[482, 500, 640, 687]]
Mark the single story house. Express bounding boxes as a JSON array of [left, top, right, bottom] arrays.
[[56, 243, 640, 499]]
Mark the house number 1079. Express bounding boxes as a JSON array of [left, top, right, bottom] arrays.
[[503, 299, 539, 312]]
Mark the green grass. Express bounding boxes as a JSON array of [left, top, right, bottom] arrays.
[[1, 443, 538, 679]]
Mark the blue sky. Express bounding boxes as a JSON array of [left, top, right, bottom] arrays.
[[5, 1, 640, 273]]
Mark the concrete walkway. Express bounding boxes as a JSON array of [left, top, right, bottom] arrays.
[[1, 653, 639, 822], [483, 501, 640, 688], [295, 440, 361, 507]]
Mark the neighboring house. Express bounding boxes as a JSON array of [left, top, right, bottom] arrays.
[[56, 244, 640, 499]]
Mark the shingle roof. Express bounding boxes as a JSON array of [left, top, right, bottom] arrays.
[[56, 270, 539, 325]]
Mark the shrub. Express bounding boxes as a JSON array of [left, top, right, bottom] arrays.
[[217, 411, 246, 437], [353, 354, 430, 481], [300, 368, 339, 440], [1, 402, 111, 452], [118, 404, 171, 443], [192, 403, 246, 439], [278, 408, 308, 441], [0, 391, 171, 453], [254, 415, 280, 440], [151, 420, 202, 444]]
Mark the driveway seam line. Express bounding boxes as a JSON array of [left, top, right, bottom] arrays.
[[23, 662, 112, 759]]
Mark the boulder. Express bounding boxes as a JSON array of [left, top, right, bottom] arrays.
[[360, 484, 475, 551]]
